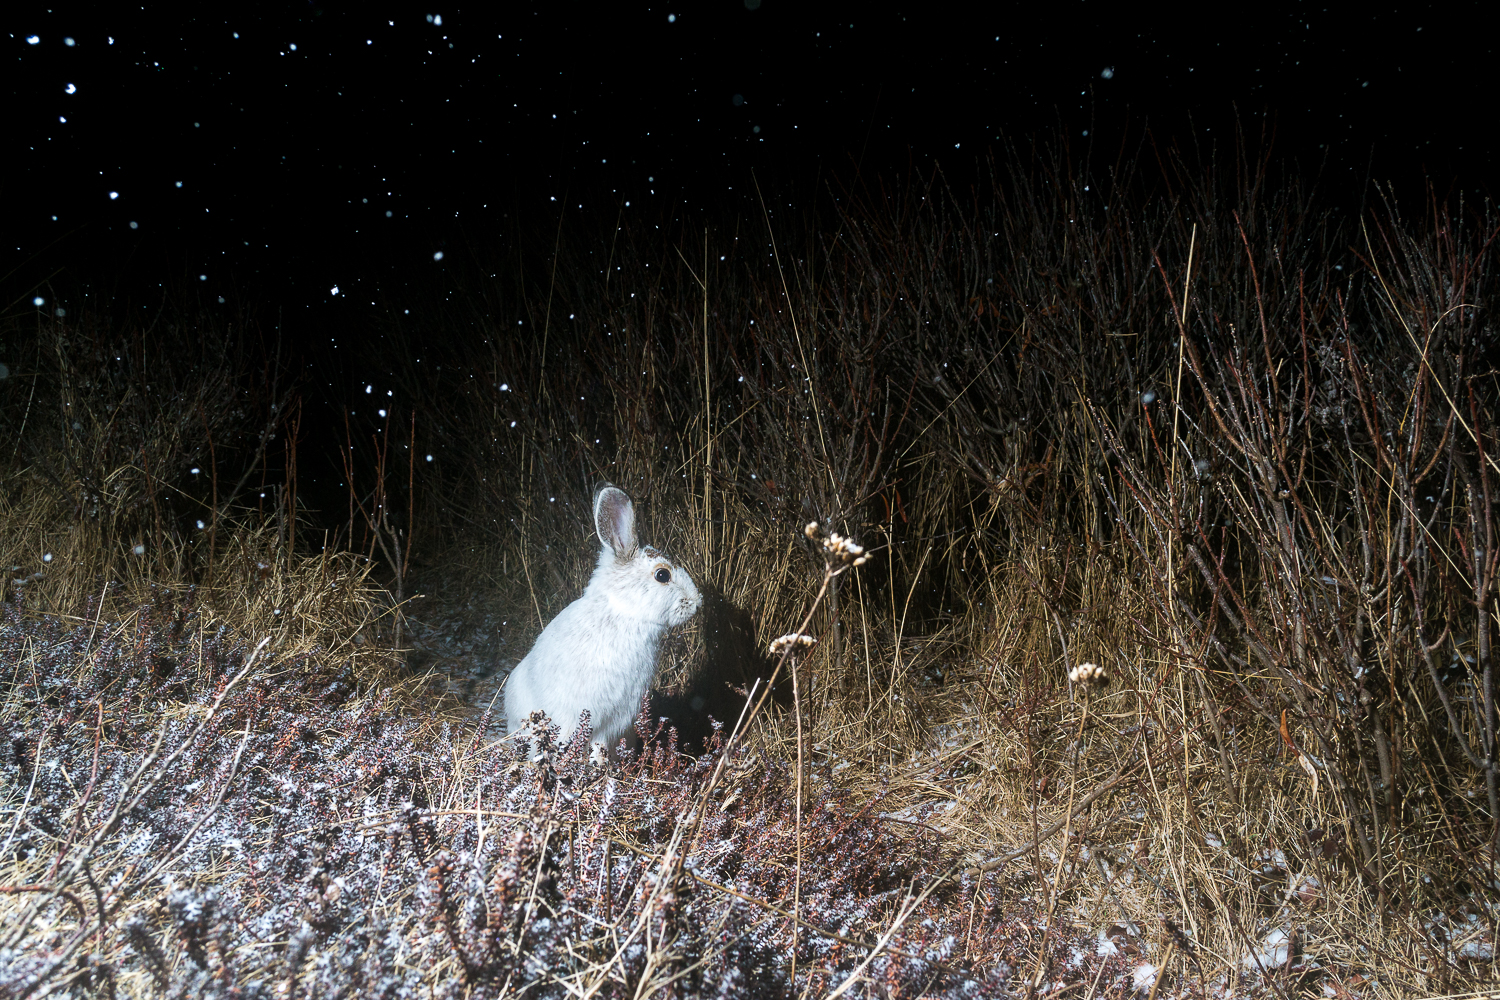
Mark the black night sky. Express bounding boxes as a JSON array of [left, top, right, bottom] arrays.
[[6, 2, 1496, 345]]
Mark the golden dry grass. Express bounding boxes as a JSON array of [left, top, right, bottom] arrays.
[[3, 135, 1498, 997]]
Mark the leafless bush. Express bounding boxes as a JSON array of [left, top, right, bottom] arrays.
[[0, 293, 297, 612]]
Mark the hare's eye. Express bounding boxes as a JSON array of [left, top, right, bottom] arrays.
[[654, 567, 672, 584]]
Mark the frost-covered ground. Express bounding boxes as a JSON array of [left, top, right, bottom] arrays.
[[1, 590, 1406, 999]]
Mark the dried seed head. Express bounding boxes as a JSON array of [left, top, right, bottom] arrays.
[[805, 521, 872, 567], [769, 633, 817, 656], [1068, 661, 1108, 689]]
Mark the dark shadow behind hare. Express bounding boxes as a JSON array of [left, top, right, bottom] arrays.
[[648, 581, 785, 755], [504, 483, 702, 757]]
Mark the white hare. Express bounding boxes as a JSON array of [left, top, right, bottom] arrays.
[[504, 483, 702, 757]]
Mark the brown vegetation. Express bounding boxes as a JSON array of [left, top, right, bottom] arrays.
[[2, 135, 1498, 997]]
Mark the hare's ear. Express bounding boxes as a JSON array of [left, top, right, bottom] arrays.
[[594, 484, 637, 557]]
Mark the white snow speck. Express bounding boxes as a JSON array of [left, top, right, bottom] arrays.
[[1101, 66, 1115, 79], [330, 285, 340, 296], [1132, 964, 1157, 990], [65, 83, 77, 94], [108, 191, 119, 200], [433, 251, 445, 260], [1242, 927, 1292, 970], [26, 35, 39, 45], [132, 544, 146, 556]]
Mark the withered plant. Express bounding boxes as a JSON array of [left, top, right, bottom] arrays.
[[3, 128, 1498, 997]]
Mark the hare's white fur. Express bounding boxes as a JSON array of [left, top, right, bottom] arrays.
[[504, 484, 701, 755]]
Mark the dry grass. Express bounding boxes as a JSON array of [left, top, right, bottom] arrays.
[[3, 131, 1499, 997]]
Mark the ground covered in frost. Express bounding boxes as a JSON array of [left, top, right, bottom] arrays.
[[1, 591, 1393, 997]]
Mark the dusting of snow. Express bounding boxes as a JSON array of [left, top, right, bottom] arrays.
[[1131, 963, 1156, 991]]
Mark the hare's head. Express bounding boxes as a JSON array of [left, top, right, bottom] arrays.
[[589, 483, 701, 627]]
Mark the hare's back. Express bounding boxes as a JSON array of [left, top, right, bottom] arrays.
[[505, 597, 658, 745]]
